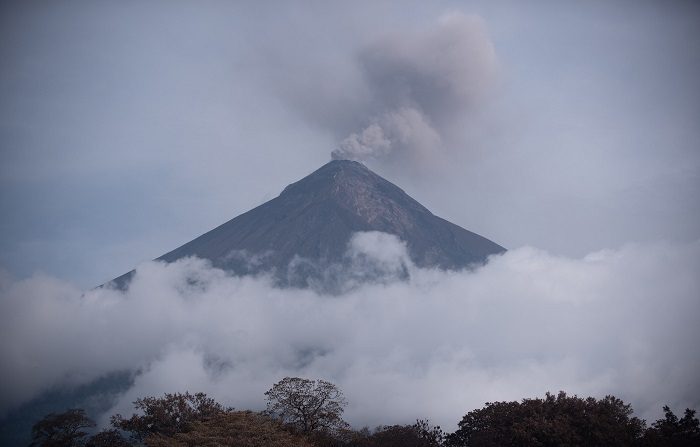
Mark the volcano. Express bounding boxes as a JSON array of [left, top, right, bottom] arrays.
[[110, 160, 504, 289]]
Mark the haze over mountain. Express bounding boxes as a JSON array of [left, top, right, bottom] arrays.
[[111, 160, 504, 290]]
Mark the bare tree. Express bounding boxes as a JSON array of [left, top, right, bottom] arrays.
[[264, 377, 349, 434]]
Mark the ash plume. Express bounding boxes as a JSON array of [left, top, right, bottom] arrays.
[[332, 12, 498, 166]]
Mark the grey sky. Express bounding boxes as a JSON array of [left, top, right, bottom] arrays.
[[1, 1, 699, 289]]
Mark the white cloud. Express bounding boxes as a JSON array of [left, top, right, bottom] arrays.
[[1, 235, 699, 430]]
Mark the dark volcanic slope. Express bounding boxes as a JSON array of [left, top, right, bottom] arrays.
[[111, 160, 504, 288]]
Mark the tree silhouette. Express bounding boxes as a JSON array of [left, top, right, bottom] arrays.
[[265, 377, 349, 434], [445, 391, 645, 447], [30, 408, 95, 447], [111, 391, 225, 441], [642, 406, 700, 446], [350, 420, 444, 447], [85, 429, 131, 447]]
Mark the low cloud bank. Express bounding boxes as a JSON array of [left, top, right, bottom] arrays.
[[1, 234, 699, 430]]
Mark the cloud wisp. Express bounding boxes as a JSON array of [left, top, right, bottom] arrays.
[[1, 234, 699, 430]]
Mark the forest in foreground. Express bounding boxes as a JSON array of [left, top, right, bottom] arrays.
[[29, 377, 699, 447]]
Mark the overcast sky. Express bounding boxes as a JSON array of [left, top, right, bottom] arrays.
[[1, 1, 700, 431], [1, 0, 698, 288]]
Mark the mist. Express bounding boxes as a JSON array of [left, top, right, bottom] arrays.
[[2, 234, 698, 430]]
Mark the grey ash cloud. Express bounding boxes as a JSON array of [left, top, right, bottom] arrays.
[[331, 13, 498, 166]]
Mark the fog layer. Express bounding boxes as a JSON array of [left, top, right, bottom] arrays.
[[1, 233, 698, 429]]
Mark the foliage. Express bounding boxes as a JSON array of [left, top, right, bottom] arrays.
[[110, 391, 225, 442], [641, 406, 700, 446], [85, 429, 132, 446], [445, 391, 646, 447], [26, 384, 700, 447], [30, 408, 96, 447], [265, 377, 349, 434], [413, 419, 446, 446], [145, 410, 314, 447], [349, 420, 444, 447]]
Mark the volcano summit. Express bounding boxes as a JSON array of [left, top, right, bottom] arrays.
[[111, 160, 504, 289]]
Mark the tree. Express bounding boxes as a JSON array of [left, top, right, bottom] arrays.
[[352, 420, 444, 447], [30, 408, 95, 447], [145, 411, 315, 447], [111, 391, 225, 442], [85, 429, 132, 447], [445, 391, 645, 447], [264, 377, 349, 434], [413, 420, 446, 446], [641, 406, 700, 446]]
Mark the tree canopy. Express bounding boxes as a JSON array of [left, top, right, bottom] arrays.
[[27, 383, 699, 447], [146, 410, 315, 447], [445, 391, 646, 447], [641, 406, 700, 446], [265, 377, 349, 434], [347, 420, 444, 447], [29, 408, 95, 447], [111, 391, 226, 442]]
